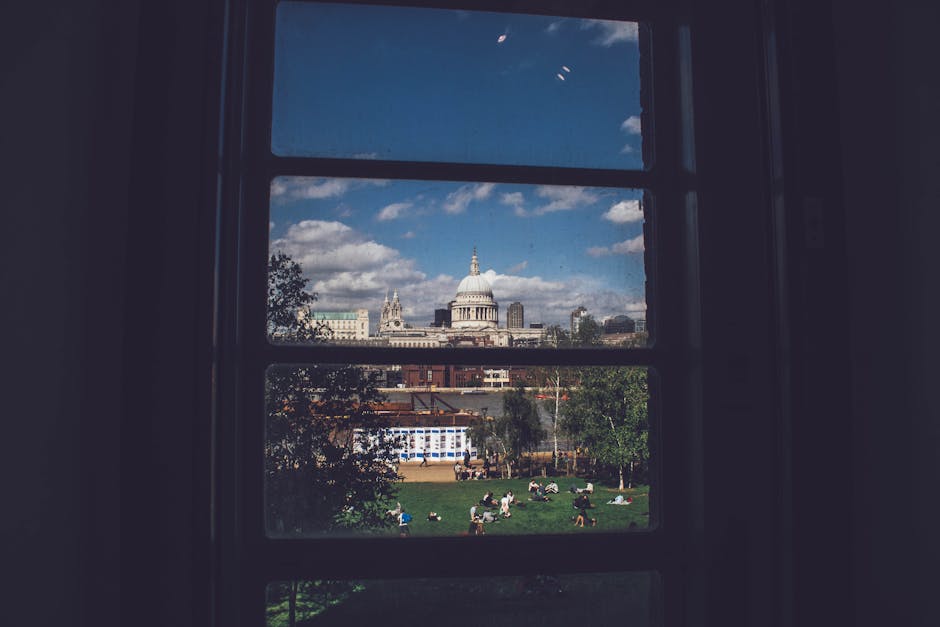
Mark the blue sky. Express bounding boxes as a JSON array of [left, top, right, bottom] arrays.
[[273, 3, 644, 169], [269, 4, 646, 329]]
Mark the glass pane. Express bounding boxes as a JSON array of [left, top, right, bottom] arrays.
[[267, 572, 657, 626], [265, 364, 654, 538], [268, 178, 649, 348], [273, 2, 646, 169]]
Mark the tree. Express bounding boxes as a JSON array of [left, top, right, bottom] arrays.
[[572, 315, 603, 347], [563, 367, 649, 490], [267, 251, 331, 342], [265, 252, 401, 535], [543, 324, 571, 348], [265, 365, 402, 534], [468, 384, 544, 479], [527, 366, 578, 469]]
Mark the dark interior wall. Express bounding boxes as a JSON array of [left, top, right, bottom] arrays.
[[2, 2, 215, 626], [1, 3, 140, 626], [833, 3, 940, 626]]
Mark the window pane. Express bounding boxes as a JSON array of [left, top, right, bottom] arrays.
[[268, 178, 649, 348], [267, 572, 657, 626], [273, 2, 646, 169], [265, 364, 654, 538]]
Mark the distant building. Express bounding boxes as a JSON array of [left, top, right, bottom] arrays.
[[635, 319, 647, 333], [304, 309, 370, 340], [604, 315, 636, 334], [432, 308, 451, 327], [529, 322, 543, 329], [378, 290, 404, 334], [507, 302, 524, 329], [570, 306, 588, 335]]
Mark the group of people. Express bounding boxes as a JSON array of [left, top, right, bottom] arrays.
[[527, 479, 559, 502], [467, 489, 516, 535]]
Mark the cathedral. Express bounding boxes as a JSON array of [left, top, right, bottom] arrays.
[[378, 249, 545, 348]]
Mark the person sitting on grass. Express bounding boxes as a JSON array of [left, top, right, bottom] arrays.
[[481, 510, 498, 523], [427, 511, 442, 521], [468, 505, 485, 535], [573, 493, 595, 510], [545, 482, 559, 494], [530, 485, 552, 502], [500, 494, 512, 518], [574, 508, 597, 527], [480, 491, 497, 508], [398, 510, 412, 536], [528, 479, 540, 493]]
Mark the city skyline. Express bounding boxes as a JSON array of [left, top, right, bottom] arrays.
[[270, 177, 648, 329]]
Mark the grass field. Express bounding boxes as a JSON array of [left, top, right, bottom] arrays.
[[386, 478, 650, 536]]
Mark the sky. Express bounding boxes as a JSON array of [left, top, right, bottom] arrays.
[[269, 3, 647, 330]]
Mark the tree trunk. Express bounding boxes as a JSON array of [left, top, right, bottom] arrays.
[[289, 580, 298, 627], [505, 461, 512, 479], [553, 373, 560, 469], [628, 459, 635, 489], [619, 465, 625, 491]]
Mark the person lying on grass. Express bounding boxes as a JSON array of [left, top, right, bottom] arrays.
[[480, 491, 497, 507]]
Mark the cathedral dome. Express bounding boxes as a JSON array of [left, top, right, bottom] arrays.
[[455, 248, 493, 297], [451, 248, 498, 330], [456, 273, 493, 297]]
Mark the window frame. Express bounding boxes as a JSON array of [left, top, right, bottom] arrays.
[[215, 1, 702, 626]]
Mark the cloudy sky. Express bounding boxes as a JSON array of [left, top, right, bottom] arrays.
[[270, 178, 647, 329], [269, 4, 646, 330]]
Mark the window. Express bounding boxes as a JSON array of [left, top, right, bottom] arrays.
[[217, 1, 699, 625]]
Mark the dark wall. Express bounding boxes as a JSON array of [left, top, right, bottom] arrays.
[[833, 3, 940, 626]]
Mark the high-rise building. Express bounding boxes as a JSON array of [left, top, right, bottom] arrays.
[[507, 302, 524, 329], [432, 308, 451, 328], [570, 306, 588, 335]]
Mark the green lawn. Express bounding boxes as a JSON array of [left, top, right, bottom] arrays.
[[388, 478, 650, 536]]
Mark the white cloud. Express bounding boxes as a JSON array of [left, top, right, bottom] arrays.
[[581, 19, 639, 46], [506, 260, 528, 274], [270, 177, 387, 202], [442, 182, 496, 214], [271, 220, 646, 329], [546, 21, 562, 34], [586, 234, 644, 256], [621, 144, 635, 154], [602, 199, 643, 224], [401, 231, 416, 239], [377, 202, 411, 221], [530, 186, 599, 215], [500, 192, 525, 209], [621, 115, 642, 135]]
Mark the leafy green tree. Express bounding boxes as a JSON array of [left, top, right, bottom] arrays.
[[572, 315, 603, 347], [543, 324, 571, 347], [527, 366, 578, 469], [265, 365, 402, 534], [563, 367, 649, 490], [266, 580, 364, 627], [468, 384, 544, 479], [267, 251, 331, 342], [265, 252, 401, 535]]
